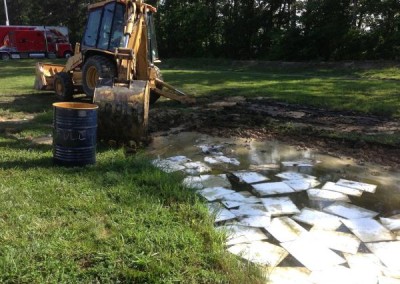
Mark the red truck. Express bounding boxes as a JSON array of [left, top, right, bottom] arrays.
[[0, 25, 73, 60]]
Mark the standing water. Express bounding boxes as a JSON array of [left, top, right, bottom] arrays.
[[149, 132, 400, 214]]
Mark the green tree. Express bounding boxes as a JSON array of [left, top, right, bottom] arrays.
[[1, 0, 399, 60], [156, 0, 215, 57]]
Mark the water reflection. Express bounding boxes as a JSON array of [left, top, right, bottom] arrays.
[[149, 132, 400, 215]]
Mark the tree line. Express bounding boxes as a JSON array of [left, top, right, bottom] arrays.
[[1, 0, 399, 60]]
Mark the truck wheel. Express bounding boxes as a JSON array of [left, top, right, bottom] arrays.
[[64, 51, 73, 58], [1, 53, 10, 60], [54, 72, 74, 101], [82, 55, 116, 97], [150, 66, 162, 105]]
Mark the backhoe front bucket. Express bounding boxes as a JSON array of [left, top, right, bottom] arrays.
[[93, 80, 150, 144], [34, 62, 65, 91]]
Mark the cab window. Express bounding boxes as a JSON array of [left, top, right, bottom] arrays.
[[82, 8, 102, 47]]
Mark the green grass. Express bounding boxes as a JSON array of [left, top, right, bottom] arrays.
[[0, 60, 264, 283], [0, 59, 63, 120], [358, 67, 400, 80], [0, 59, 66, 95], [0, 58, 399, 281], [0, 145, 263, 283], [1, 58, 399, 117], [159, 58, 400, 117]]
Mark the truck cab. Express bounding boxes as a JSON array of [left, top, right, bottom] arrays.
[[0, 25, 73, 59]]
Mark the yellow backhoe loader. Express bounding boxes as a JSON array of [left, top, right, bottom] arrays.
[[35, 0, 194, 143]]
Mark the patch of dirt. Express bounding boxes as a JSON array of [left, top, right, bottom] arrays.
[[0, 115, 35, 123], [149, 97, 400, 170]]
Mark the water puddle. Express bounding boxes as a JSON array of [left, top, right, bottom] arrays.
[[149, 131, 400, 213], [148, 131, 400, 282]]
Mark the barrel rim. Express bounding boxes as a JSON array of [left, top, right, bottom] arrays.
[[53, 102, 99, 110]]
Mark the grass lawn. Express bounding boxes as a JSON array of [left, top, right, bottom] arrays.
[[160, 58, 400, 118], [0, 60, 263, 283], [0, 58, 398, 282]]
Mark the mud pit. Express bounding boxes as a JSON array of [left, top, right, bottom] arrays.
[[149, 97, 400, 170]]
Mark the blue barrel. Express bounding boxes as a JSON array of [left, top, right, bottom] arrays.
[[53, 102, 98, 167]]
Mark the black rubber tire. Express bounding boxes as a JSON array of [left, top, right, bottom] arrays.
[[64, 51, 73, 58], [82, 55, 116, 98], [1, 53, 10, 60], [150, 66, 163, 105], [53, 72, 74, 101]]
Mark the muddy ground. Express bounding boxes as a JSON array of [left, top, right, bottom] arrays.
[[1, 93, 399, 171], [149, 96, 400, 171]]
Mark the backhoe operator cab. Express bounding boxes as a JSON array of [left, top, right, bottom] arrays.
[[82, 2, 126, 51], [82, 1, 158, 60]]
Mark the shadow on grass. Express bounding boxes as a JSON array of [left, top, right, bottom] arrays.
[[0, 133, 197, 208], [0, 155, 54, 169], [0, 92, 58, 113], [0, 121, 54, 169], [0, 59, 67, 79], [0, 132, 136, 170], [160, 58, 400, 77], [0, 91, 90, 115], [0, 142, 109, 170]]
